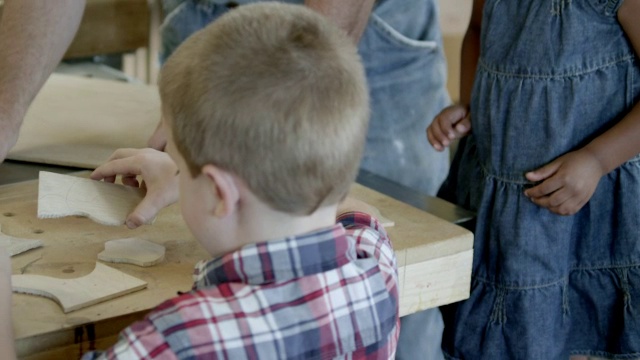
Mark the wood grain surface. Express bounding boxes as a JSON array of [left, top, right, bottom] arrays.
[[4, 175, 473, 358], [38, 172, 146, 226], [12, 263, 148, 313], [0, 225, 43, 257]]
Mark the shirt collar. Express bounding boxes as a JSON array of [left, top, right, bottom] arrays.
[[192, 224, 354, 288]]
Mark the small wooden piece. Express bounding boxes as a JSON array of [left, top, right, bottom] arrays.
[[38, 171, 145, 226], [0, 225, 43, 257], [98, 238, 165, 267], [11, 263, 147, 313]]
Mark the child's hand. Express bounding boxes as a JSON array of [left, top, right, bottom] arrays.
[[524, 149, 605, 216], [90, 148, 179, 229], [426, 104, 472, 151]]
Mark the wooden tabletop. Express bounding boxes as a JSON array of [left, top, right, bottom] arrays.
[[5, 175, 472, 358], [4, 73, 472, 358]]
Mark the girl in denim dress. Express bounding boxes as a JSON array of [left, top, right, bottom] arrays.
[[428, 0, 640, 358]]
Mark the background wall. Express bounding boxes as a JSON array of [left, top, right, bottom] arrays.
[[439, 0, 472, 103]]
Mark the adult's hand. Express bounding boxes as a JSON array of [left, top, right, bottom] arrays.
[[91, 148, 179, 229]]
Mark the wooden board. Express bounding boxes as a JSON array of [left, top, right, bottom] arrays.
[[12, 263, 148, 313], [348, 184, 473, 316], [0, 225, 43, 256], [4, 178, 201, 357], [6, 175, 472, 358], [98, 238, 165, 267], [38, 171, 146, 226], [7, 74, 161, 168]]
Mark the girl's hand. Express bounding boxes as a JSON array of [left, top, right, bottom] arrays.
[[90, 148, 179, 229], [524, 149, 605, 215], [426, 104, 472, 151]]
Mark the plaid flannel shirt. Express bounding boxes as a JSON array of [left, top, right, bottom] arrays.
[[84, 211, 399, 359]]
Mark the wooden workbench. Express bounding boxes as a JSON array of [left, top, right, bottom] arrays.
[[6, 176, 472, 359], [4, 74, 473, 358]]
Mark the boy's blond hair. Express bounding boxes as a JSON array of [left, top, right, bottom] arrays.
[[159, 3, 369, 215]]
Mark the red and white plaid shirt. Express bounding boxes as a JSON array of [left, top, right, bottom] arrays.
[[84, 211, 399, 359]]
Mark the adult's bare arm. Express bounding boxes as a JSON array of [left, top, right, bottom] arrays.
[[0, 0, 86, 161], [304, 0, 376, 43]]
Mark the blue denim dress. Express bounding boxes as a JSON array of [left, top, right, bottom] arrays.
[[159, 0, 451, 197], [439, 0, 640, 359]]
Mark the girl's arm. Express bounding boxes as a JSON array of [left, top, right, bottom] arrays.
[[585, 0, 640, 173], [427, 0, 485, 150], [524, 1, 640, 215]]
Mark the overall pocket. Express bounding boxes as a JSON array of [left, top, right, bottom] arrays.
[[358, 11, 448, 139]]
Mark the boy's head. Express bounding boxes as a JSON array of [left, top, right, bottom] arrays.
[[159, 2, 369, 216]]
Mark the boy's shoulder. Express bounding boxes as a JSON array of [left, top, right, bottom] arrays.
[[337, 211, 397, 267], [92, 215, 399, 359]]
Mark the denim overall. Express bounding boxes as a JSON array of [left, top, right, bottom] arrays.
[[160, 1, 451, 359], [439, 0, 640, 358]]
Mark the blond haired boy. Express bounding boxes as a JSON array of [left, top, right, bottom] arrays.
[[0, 3, 399, 359]]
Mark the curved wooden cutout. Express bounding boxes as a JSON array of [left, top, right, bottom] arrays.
[[0, 225, 43, 256], [37, 171, 146, 226], [98, 238, 165, 267], [12, 263, 147, 313]]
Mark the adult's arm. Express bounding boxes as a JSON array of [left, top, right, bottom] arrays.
[[305, 0, 376, 43], [0, 0, 86, 161]]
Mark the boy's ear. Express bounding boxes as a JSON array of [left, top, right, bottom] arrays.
[[201, 164, 239, 218]]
